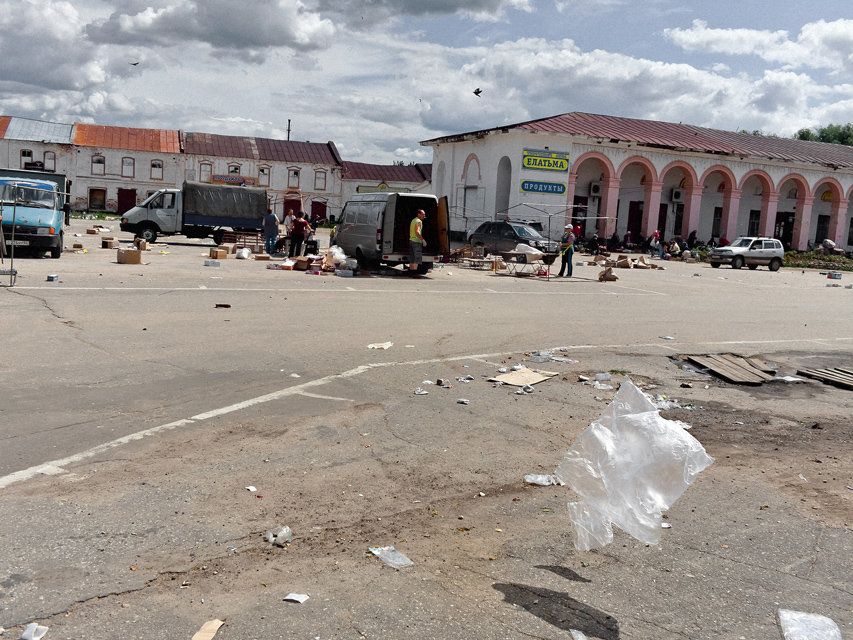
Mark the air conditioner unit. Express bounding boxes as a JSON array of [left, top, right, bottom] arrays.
[[589, 182, 601, 197], [671, 188, 684, 202]]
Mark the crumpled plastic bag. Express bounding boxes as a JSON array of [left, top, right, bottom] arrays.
[[235, 247, 251, 260], [513, 243, 544, 260], [778, 609, 842, 640], [554, 377, 714, 550]]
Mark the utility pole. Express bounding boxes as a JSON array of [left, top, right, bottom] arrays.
[[287, 119, 291, 141]]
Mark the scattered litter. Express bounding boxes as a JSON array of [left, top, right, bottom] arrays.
[[226, 546, 237, 552], [367, 342, 393, 350], [799, 474, 808, 482], [777, 609, 842, 640], [681, 362, 712, 377], [661, 522, 672, 529], [769, 376, 806, 383], [498, 367, 508, 373], [235, 247, 251, 259], [570, 631, 589, 640], [422, 380, 435, 385], [283, 593, 309, 604], [204, 260, 221, 267], [524, 474, 564, 486], [659, 336, 676, 341], [555, 378, 714, 551], [511, 363, 526, 371], [214, 303, 231, 309], [680, 382, 693, 388], [528, 350, 553, 363], [594, 373, 612, 381], [457, 398, 470, 405], [593, 382, 614, 390], [521, 385, 535, 394], [266, 525, 293, 546], [245, 486, 257, 492], [290, 373, 300, 378], [515, 388, 526, 395], [413, 388, 429, 395], [578, 375, 590, 382], [20, 623, 48, 640], [191, 619, 225, 640], [46, 274, 59, 282], [368, 545, 413, 569], [652, 395, 692, 410]]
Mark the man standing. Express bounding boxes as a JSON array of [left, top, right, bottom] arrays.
[[408, 209, 426, 276], [263, 209, 279, 255], [557, 224, 575, 277], [288, 211, 312, 258]]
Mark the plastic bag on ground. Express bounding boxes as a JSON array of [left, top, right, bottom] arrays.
[[554, 377, 714, 550], [513, 243, 544, 260], [778, 609, 842, 640]]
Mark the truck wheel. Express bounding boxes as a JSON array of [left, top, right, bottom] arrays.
[[731, 256, 744, 269], [138, 225, 158, 243], [769, 258, 782, 272], [212, 229, 225, 245], [710, 262, 721, 268], [748, 263, 758, 270], [50, 233, 63, 259]]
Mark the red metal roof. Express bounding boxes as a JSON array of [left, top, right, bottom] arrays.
[[342, 161, 431, 183], [0, 116, 10, 138], [184, 132, 342, 166], [422, 112, 853, 169], [74, 123, 180, 153]]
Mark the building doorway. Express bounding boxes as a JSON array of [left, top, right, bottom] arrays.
[[775, 212, 795, 249], [89, 188, 107, 211], [627, 201, 643, 244], [117, 188, 137, 215]]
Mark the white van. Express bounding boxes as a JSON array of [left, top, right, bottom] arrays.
[[332, 192, 448, 272]]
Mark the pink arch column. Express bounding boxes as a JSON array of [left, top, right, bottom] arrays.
[[641, 181, 663, 239], [791, 195, 814, 251], [719, 188, 742, 241], [758, 192, 779, 238], [683, 185, 703, 238], [564, 173, 578, 229], [829, 198, 850, 246], [599, 176, 621, 237]]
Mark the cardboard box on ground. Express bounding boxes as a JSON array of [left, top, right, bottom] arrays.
[[117, 248, 142, 265]]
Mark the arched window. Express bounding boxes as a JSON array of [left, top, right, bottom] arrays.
[[314, 170, 326, 191], [258, 166, 270, 187], [228, 164, 241, 176], [150, 160, 164, 180], [91, 155, 105, 175], [288, 168, 300, 188], [43, 151, 56, 172], [121, 157, 135, 178], [199, 163, 212, 183], [20, 149, 33, 168]]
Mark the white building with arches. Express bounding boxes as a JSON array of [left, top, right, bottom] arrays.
[[422, 112, 853, 251]]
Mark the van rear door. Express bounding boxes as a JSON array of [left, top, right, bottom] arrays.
[[436, 196, 449, 256]]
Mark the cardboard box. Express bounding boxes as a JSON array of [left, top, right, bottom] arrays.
[[204, 259, 221, 267], [293, 256, 311, 271], [72, 243, 84, 249], [210, 248, 227, 259], [102, 238, 120, 249], [117, 248, 143, 265], [86, 228, 99, 235], [134, 238, 150, 250], [219, 243, 237, 254], [253, 253, 271, 261]]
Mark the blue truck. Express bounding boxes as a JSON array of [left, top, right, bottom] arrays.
[[120, 181, 268, 244], [0, 169, 71, 259]]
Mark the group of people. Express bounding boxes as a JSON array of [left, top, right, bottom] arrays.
[[263, 209, 314, 258]]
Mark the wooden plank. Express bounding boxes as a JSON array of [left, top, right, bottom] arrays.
[[688, 355, 763, 385], [745, 357, 775, 374], [834, 367, 853, 376], [705, 354, 767, 383], [797, 368, 853, 390], [718, 354, 775, 381]]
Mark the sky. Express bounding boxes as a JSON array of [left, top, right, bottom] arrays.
[[1, 0, 851, 164]]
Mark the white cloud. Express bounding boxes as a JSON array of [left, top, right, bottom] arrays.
[[664, 18, 853, 78]]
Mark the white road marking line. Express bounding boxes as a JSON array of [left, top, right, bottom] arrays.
[[12, 286, 665, 296], [3, 338, 850, 491], [298, 392, 355, 402]]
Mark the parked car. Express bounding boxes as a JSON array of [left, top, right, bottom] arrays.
[[469, 220, 558, 256], [709, 237, 784, 271]]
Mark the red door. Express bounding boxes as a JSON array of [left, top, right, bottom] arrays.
[[310, 201, 327, 221], [117, 188, 137, 215]]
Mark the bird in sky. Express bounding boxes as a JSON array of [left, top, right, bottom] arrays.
[[129, 61, 140, 66], [473, 88, 482, 97]]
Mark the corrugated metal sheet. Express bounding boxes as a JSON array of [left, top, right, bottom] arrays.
[[424, 112, 853, 169], [0, 116, 10, 138], [74, 123, 180, 153], [184, 133, 341, 166], [183, 131, 259, 160], [2, 116, 73, 143], [255, 138, 340, 165], [342, 161, 431, 183]]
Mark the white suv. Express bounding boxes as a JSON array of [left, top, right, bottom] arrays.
[[709, 237, 784, 271]]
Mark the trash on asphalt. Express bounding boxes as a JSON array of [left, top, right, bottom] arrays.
[[368, 545, 413, 569], [413, 388, 429, 395], [777, 609, 842, 640], [457, 398, 470, 405], [21, 623, 48, 640], [681, 363, 711, 377], [191, 619, 225, 640], [659, 335, 676, 340], [367, 342, 393, 349], [245, 485, 257, 492], [521, 385, 534, 393], [594, 373, 612, 381], [266, 525, 293, 546], [570, 631, 589, 640], [490, 368, 557, 387], [511, 363, 525, 371], [528, 350, 553, 363], [554, 377, 714, 551], [283, 593, 310, 604], [235, 247, 251, 259], [524, 474, 564, 486]]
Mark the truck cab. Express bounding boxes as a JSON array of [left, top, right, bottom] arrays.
[[0, 172, 69, 259], [120, 189, 181, 243]]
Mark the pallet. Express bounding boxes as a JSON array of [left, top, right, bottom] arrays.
[[686, 353, 776, 385], [797, 367, 853, 390]]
